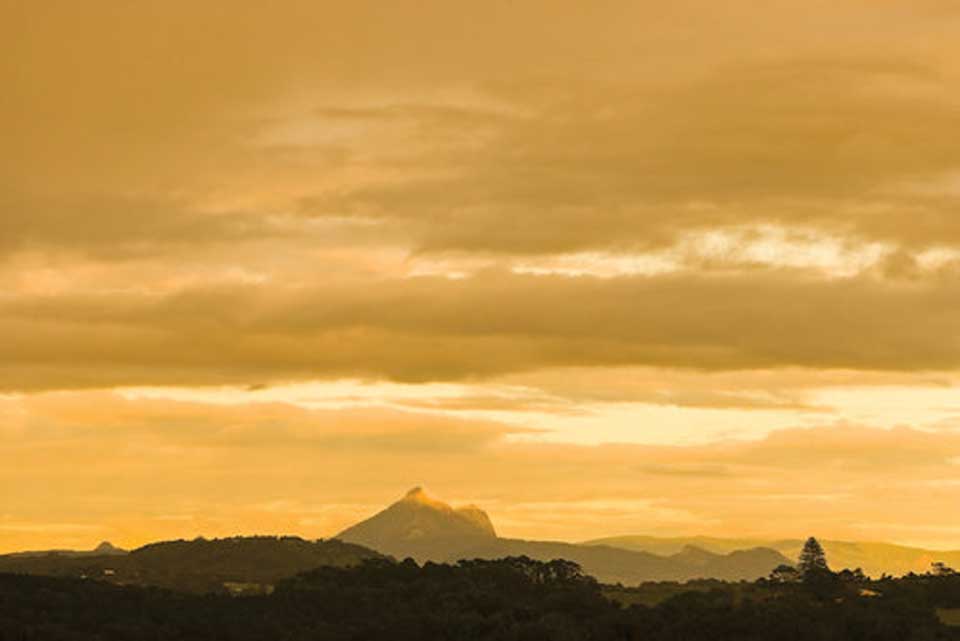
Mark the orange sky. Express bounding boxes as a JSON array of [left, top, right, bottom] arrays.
[[3, 0, 960, 553]]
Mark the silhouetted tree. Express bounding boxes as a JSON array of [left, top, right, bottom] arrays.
[[837, 567, 868, 584], [930, 562, 957, 577], [798, 537, 829, 576], [796, 537, 842, 600], [768, 564, 800, 584]]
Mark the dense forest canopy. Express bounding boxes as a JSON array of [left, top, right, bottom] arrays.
[[2, 554, 959, 641]]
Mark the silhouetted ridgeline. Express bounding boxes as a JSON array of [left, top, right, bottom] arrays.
[[587, 535, 960, 578], [0, 541, 126, 560], [1, 556, 959, 640], [4, 488, 957, 592], [0, 536, 381, 594]]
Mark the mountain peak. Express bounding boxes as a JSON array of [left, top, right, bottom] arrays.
[[93, 541, 126, 555], [336, 487, 497, 560], [403, 486, 429, 501], [400, 486, 448, 510]]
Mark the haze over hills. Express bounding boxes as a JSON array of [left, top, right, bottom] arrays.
[[585, 535, 960, 578], [336, 487, 792, 583]]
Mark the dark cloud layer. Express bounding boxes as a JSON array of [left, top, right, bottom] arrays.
[[5, 1, 960, 258], [305, 58, 960, 254], [1, 269, 959, 390]]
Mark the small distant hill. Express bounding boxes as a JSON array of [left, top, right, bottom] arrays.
[[584, 535, 960, 577], [0, 536, 381, 593], [336, 488, 791, 583], [673, 544, 790, 581], [2, 541, 127, 559]]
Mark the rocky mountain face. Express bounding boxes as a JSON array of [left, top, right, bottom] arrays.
[[336, 487, 497, 561]]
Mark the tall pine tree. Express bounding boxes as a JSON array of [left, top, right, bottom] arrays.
[[798, 536, 829, 576]]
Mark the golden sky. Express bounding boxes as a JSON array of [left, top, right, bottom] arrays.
[[3, 0, 960, 553]]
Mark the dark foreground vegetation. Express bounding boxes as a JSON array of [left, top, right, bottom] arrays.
[[2, 554, 960, 641]]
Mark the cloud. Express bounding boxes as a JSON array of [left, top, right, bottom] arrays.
[[302, 57, 960, 255], [5, 392, 523, 452], [3, 268, 960, 390], [3, 1, 959, 393], [0, 194, 290, 260], [5, 1, 960, 260], [498, 367, 953, 410], [4, 0, 960, 391]]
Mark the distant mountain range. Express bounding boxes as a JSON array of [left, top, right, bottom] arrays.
[[585, 535, 960, 578], [337, 487, 792, 583], [3, 488, 956, 590]]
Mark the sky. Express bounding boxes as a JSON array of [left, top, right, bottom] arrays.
[[3, 0, 960, 553]]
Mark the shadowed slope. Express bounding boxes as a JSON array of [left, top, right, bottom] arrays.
[[336, 487, 497, 561]]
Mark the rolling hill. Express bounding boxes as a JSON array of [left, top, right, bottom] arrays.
[[0, 536, 381, 593], [584, 535, 960, 577]]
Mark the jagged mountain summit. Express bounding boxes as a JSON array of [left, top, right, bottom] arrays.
[[336, 487, 496, 560]]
